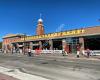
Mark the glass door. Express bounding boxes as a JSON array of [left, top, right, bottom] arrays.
[[66, 37, 79, 53]]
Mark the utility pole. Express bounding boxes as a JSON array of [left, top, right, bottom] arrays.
[[23, 33, 26, 55]]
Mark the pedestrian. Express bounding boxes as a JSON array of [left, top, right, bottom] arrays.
[[28, 47, 32, 57], [76, 44, 80, 58], [86, 48, 90, 58], [62, 49, 65, 56], [64, 46, 68, 56], [35, 48, 42, 55], [77, 51, 79, 58], [11, 48, 13, 54]]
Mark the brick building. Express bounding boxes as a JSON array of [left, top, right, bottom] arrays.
[[2, 18, 100, 53]]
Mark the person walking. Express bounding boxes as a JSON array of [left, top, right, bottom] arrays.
[[76, 44, 80, 58], [86, 48, 90, 58], [28, 47, 31, 57], [62, 49, 65, 56]]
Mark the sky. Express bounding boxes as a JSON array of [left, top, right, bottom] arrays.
[[0, 0, 100, 41]]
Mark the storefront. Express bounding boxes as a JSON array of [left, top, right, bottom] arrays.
[[2, 26, 100, 54]]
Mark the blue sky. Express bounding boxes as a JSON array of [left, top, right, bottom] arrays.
[[0, 0, 100, 41]]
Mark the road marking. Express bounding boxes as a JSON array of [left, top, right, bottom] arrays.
[[0, 66, 50, 80]]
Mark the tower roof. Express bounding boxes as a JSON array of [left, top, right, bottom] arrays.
[[38, 18, 43, 22]]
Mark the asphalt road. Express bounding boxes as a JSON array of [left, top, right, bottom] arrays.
[[0, 53, 100, 80]]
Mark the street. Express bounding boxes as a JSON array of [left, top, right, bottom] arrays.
[[0, 53, 100, 80]]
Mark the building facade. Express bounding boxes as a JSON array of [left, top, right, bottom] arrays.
[[2, 18, 100, 53]]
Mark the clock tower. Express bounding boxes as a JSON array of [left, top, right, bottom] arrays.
[[36, 18, 44, 35]]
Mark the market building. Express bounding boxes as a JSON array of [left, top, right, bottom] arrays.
[[2, 18, 100, 54]]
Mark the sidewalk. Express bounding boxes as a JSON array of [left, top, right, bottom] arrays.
[[35, 53, 100, 61], [0, 73, 18, 80], [1, 52, 100, 61], [0, 66, 49, 80]]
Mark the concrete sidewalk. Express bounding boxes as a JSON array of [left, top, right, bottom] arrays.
[[0, 52, 100, 61], [0, 73, 18, 80], [0, 66, 49, 80], [34, 53, 100, 61]]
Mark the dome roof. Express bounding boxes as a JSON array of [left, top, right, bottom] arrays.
[[38, 18, 43, 22]]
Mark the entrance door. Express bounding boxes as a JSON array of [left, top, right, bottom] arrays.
[[68, 43, 77, 53], [66, 37, 79, 53], [53, 39, 62, 50]]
